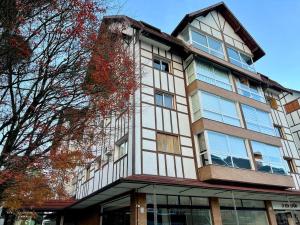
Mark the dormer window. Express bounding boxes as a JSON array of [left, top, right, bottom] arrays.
[[191, 30, 225, 59], [227, 47, 255, 72]]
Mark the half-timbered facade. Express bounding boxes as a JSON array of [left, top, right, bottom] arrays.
[[57, 3, 300, 225]]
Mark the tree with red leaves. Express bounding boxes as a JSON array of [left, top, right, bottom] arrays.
[[0, 0, 137, 211]]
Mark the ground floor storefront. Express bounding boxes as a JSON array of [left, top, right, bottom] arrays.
[[7, 178, 300, 225]]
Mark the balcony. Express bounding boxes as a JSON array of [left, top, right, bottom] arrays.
[[198, 165, 295, 189]]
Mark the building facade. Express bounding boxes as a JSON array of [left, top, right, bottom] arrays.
[[59, 3, 300, 225]]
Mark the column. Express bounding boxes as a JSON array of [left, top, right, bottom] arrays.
[[130, 192, 147, 225], [210, 197, 223, 225], [265, 201, 278, 225]]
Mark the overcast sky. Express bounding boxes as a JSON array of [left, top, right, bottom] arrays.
[[118, 0, 300, 90]]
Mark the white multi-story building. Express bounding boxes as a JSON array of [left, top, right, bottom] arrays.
[[50, 3, 300, 225]]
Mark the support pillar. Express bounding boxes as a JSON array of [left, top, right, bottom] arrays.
[[265, 201, 278, 225], [130, 192, 147, 225], [209, 197, 222, 225]]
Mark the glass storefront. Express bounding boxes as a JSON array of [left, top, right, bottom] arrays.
[[147, 195, 212, 225], [220, 198, 269, 225]]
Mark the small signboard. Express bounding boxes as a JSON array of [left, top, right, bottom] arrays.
[[272, 201, 300, 210]]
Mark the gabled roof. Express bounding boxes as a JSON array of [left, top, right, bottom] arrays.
[[171, 2, 265, 62]]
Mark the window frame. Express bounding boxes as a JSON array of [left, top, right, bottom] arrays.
[[190, 29, 225, 59], [200, 91, 241, 127], [227, 46, 255, 72], [153, 57, 170, 73], [274, 125, 285, 139], [195, 60, 232, 91], [236, 78, 265, 103], [114, 138, 128, 161], [251, 141, 287, 175], [155, 91, 174, 109], [205, 131, 251, 170], [241, 104, 275, 136]]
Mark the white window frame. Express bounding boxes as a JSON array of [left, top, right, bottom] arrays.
[[199, 91, 241, 127], [195, 60, 232, 91], [242, 104, 275, 136], [251, 141, 287, 175], [236, 79, 265, 103], [227, 46, 255, 72], [190, 29, 225, 59], [205, 131, 252, 169]]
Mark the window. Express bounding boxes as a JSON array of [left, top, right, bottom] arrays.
[[236, 78, 265, 102], [221, 209, 268, 225], [155, 92, 173, 109], [85, 165, 91, 181], [196, 61, 232, 91], [286, 158, 297, 173], [191, 30, 225, 59], [251, 141, 287, 175], [114, 140, 128, 160], [274, 125, 285, 139], [157, 133, 180, 154], [153, 58, 169, 72], [266, 96, 278, 109], [227, 47, 255, 72], [206, 131, 251, 169], [284, 100, 300, 114], [201, 92, 240, 127], [242, 104, 275, 135]]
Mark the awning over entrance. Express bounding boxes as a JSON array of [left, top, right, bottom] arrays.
[[68, 175, 300, 209]]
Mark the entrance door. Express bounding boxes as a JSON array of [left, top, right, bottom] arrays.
[[276, 212, 297, 225]]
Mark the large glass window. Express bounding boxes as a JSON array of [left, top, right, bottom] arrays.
[[251, 141, 287, 175], [202, 92, 240, 127], [196, 61, 232, 91], [242, 104, 275, 135], [191, 30, 225, 59], [206, 131, 251, 169], [221, 210, 269, 225], [220, 199, 269, 225], [236, 79, 265, 102], [227, 47, 255, 72]]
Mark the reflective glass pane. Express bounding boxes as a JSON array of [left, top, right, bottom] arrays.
[[202, 93, 220, 112], [192, 31, 207, 47], [164, 94, 173, 108], [227, 47, 240, 61], [154, 59, 161, 70], [208, 37, 223, 52], [223, 116, 240, 127], [155, 93, 163, 106], [192, 209, 212, 225], [207, 131, 228, 155], [214, 67, 230, 83], [211, 154, 232, 167], [228, 136, 247, 158], [220, 99, 237, 117], [161, 61, 169, 72], [203, 110, 222, 122], [240, 52, 253, 65], [256, 161, 272, 173], [197, 61, 213, 78], [271, 164, 286, 175]]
